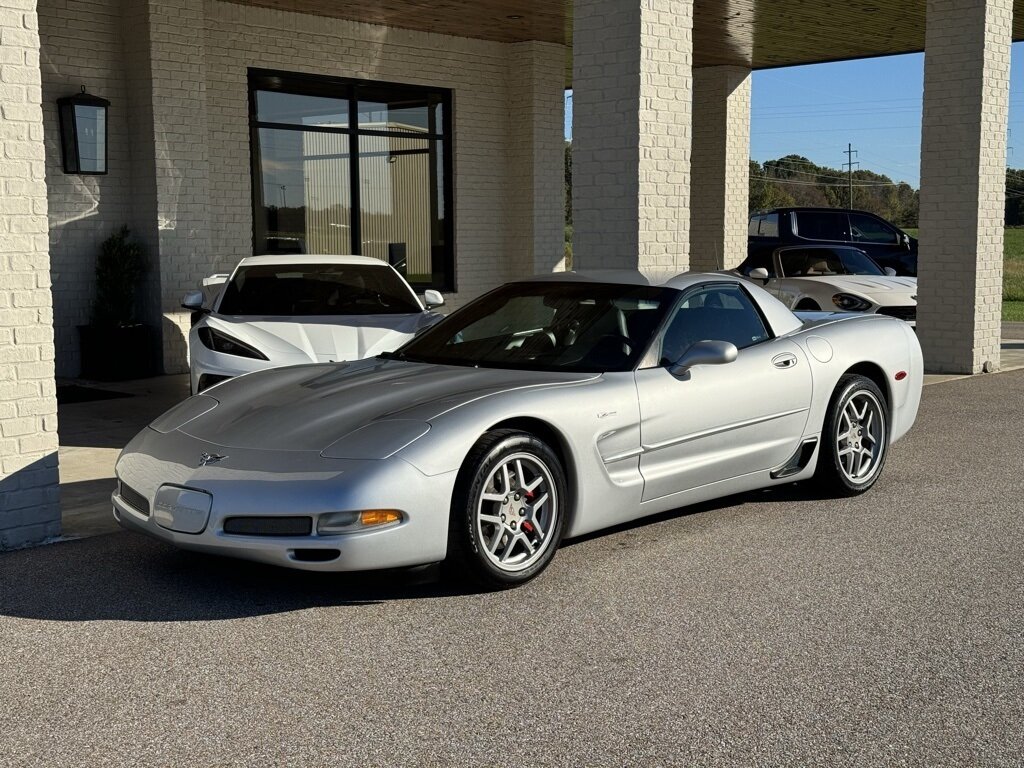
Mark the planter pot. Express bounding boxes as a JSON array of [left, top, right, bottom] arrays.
[[78, 324, 158, 381]]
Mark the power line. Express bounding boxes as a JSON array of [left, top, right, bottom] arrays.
[[750, 174, 900, 188]]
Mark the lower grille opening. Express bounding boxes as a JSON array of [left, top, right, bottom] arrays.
[[118, 481, 151, 516], [197, 373, 232, 392], [223, 516, 312, 536], [292, 549, 341, 563]]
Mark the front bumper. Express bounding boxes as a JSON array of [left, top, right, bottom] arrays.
[[113, 427, 456, 572]]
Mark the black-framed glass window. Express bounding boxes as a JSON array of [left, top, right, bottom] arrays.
[[249, 70, 454, 290]]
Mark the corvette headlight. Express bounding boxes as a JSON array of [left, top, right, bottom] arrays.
[[832, 293, 872, 312], [317, 509, 403, 535], [198, 327, 268, 360]]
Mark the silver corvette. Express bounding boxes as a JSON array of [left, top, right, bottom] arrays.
[[113, 271, 923, 587]]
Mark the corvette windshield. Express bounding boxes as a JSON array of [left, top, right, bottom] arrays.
[[779, 249, 885, 277], [390, 281, 673, 372], [217, 263, 421, 316]]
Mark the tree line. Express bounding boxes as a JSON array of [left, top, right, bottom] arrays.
[[564, 145, 1024, 251]]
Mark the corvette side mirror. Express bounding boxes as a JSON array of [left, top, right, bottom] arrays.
[[423, 289, 445, 309], [669, 340, 738, 377], [884, 267, 897, 277]]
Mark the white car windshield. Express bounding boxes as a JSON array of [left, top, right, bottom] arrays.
[[779, 248, 885, 278], [218, 263, 421, 316]]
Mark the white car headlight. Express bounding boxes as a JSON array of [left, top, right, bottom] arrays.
[[832, 293, 872, 312]]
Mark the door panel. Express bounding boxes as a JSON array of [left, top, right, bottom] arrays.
[[635, 340, 812, 502]]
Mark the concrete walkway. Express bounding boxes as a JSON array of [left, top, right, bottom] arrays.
[[55, 324, 1024, 541], [58, 375, 189, 539]]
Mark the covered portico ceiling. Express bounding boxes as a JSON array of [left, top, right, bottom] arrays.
[[232, 0, 1024, 73]]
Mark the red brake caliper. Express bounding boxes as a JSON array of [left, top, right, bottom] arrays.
[[521, 488, 536, 536]]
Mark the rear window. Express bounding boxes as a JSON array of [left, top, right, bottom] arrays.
[[217, 262, 421, 316]]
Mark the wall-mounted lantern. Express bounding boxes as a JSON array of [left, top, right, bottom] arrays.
[[57, 87, 109, 175]]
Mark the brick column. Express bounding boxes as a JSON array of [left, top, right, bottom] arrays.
[[572, 0, 693, 274], [690, 65, 751, 272], [918, 0, 1011, 374], [0, 0, 61, 548], [123, 0, 210, 375], [508, 41, 567, 277]]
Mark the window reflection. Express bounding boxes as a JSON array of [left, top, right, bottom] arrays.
[[255, 129, 352, 255], [250, 73, 452, 288]]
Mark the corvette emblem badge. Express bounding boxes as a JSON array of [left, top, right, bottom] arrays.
[[199, 452, 227, 467]]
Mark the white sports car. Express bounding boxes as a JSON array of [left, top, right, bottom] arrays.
[[734, 245, 917, 324], [182, 255, 445, 394]]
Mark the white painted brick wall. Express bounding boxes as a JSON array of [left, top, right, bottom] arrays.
[[507, 41, 567, 276], [38, 0, 135, 377], [918, 0, 1010, 374], [1, 0, 61, 548], [690, 65, 750, 272], [572, 0, 693, 274]]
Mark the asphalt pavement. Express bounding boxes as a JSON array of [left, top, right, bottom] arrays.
[[2, 371, 1023, 767]]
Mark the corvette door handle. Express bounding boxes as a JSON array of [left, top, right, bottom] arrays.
[[772, 353, 798, 369]]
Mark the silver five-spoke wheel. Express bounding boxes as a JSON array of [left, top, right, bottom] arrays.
[[835, 390, 885, 483], [476, 453, 558, 573], [447, 429, 568, 588], [815, 374, 889, 496]]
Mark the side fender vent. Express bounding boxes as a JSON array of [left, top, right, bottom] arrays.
[[771, 438, 818, 480]]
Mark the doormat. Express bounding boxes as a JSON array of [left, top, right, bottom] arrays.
[[56, 385, 133, 405]]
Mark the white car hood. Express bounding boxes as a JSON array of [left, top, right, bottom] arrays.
[[205, 312, 438, 363], [803, 275, 917, 296]]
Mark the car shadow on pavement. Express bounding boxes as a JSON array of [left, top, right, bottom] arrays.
[[562, 480, 830, 547], [1, 481, 827, 624], [0, 532, 477, 623]]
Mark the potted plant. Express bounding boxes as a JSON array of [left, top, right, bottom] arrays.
[[77, 226, 157, 380]]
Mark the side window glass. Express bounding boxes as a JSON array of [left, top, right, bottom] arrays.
[[658, 285, 770, 364], [849, 213, 899, 244], [794, 211, 848, 241], [748, 215, 762, 237]]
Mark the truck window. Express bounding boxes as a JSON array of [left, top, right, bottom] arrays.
[[793, 211, 848, 241], [748, 213, 779, 238], [849, 213, 899, 244]]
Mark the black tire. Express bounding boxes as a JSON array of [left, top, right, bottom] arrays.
[[795, 299, 821, 311], [814, 374, 890, 496], [445, 429, 568, 589]]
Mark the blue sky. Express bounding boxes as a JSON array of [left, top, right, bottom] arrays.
[[565, 42, 1024, 189]]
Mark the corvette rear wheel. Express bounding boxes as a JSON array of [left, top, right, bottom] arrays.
[[815, 374, 889, 495], [446, 430, 567, 588]]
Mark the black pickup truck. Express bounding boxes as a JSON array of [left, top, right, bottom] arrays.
[[745, 207, 917, 276]]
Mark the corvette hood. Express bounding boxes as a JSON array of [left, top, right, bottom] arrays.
[[175, 359, 596, 451], [205, 312, 438, 363]]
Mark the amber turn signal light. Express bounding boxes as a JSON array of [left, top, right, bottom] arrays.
[[360, 509, 402, 527]]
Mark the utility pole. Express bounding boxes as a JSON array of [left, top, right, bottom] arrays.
[[843, 143, 859, 209]]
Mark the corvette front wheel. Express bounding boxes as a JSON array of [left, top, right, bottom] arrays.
[[446, 430, 567, 589], [814, 374, 889, 495]]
